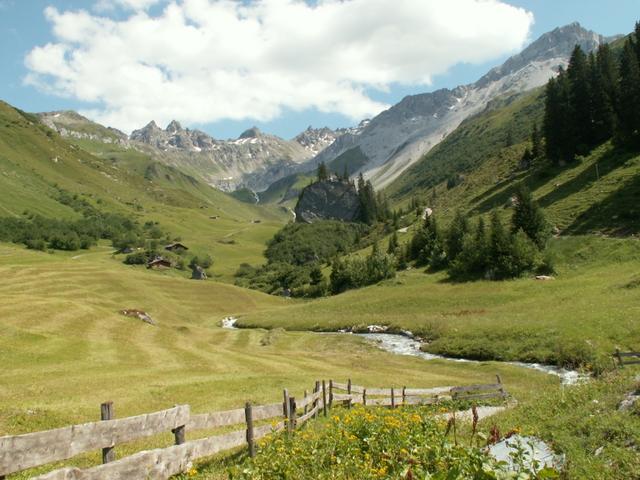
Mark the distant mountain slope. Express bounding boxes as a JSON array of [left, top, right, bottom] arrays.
[[38, 110, 348, 193], [386, 86, 639, 237], [0, 100, 289, 278], [38, 110, 128, 145], [310, 23, 607, 189]]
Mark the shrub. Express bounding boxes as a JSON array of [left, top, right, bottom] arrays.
[[124, 251, 154, 265]]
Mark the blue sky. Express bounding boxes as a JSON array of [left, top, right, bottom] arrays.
[[0, 0, 637, 140]]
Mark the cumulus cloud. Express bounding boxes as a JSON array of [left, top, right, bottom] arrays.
[[25, 0, 533, 133]]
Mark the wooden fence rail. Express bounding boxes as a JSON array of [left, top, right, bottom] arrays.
[[1, 376, 506, 480], [614, 349, 640, 367]]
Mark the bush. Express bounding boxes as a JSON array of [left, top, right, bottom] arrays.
[[24, 238, 46, 251], [330, 250, 396, 294], [124, 251, 154, 265], [266, 221, 367, 266]]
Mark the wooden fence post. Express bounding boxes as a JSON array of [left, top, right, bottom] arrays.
[[329, 380, 334, 409], [288, 397, 297, 431], [391, 388, 395, 409], [362, 388, 367, 406], [322, 380, 328, 417], [496, 375, 506, 397], [616, 348, 624, 367], [100, 402, 115, 464], [313, 381, 320, 419], [402, 386, 406, 406], [171, 404, 186, 446], [347, 379, 352, 395], [283, 389, 291, 434], [303, 389, 309, 415], [245, 402, 255, 458]]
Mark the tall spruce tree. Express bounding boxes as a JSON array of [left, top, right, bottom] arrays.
[[531, 123, 544, 161], [488, 211, 512, 279], [617, 39, 640, 146], [567, 45, 593, 154], [317, 161, 329, 182], [446, 210, 470, 262], [544, 70, 572, 163], [590, 48, 618, 143], [511, 184, 550, 248]]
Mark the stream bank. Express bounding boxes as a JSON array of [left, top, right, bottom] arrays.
[[221, 317, 588, 385]]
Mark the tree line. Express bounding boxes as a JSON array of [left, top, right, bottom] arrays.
[[544, 23, 640, 164], [399, 185, 553, 280]]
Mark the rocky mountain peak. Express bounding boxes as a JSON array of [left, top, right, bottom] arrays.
[[166, 120, 183, 134], [307, 22, 613, 190], [239, 127, 262, 139], [475, 22, 603, 89]]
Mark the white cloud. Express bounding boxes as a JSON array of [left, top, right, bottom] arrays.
[[94, 0, 164, 12], [25, 0, 533, 133]]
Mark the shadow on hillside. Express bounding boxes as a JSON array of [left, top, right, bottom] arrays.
[[470, 147, 636, 216], [565, 172, 640, 235], [468, 171, 527, 207], [536, 148, 636, 210], [469, 167, 553, 214]]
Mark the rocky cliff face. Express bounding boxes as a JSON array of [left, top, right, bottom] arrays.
[[37, 111, 129, 145], [294, 180, 361, 223], [308, 22, 607, 189]]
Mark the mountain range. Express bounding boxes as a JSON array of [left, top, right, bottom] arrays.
[[36, 22, 610, 197], [308, 22, 608, 189]]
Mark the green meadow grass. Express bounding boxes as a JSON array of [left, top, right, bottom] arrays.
[[0, 242, 561, 478], [239, 236, 640, 371]]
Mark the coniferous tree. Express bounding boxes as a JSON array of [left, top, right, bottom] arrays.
[[590, 47, 618, 143], [531, 123, 544, 161], [446, 210, 470, 262], [617, 39, 640, 146], [450, 217, 488, 278], [317, 162, 329, 182], [635, 21, 640, 63], [511, 184, 550, 248], [387, 230, 399, 255], [488, 211, 513, 279], [567, 45, 592, 154], [544, 72, 572, 163]]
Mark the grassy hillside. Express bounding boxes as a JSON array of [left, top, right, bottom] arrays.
[[0, 101, 289, 279], [258, 172, 314, 205]]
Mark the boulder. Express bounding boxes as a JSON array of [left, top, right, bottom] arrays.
[[294, 179, 361, 223], [191, 265, 208, 280]]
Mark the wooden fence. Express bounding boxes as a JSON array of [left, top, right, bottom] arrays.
[[0, 377, 506, 479], [329, 375, 506, 407], [614, 349, 640, 367]]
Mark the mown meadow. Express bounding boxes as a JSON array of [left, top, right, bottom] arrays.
[[0, 241, 563, 478]]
